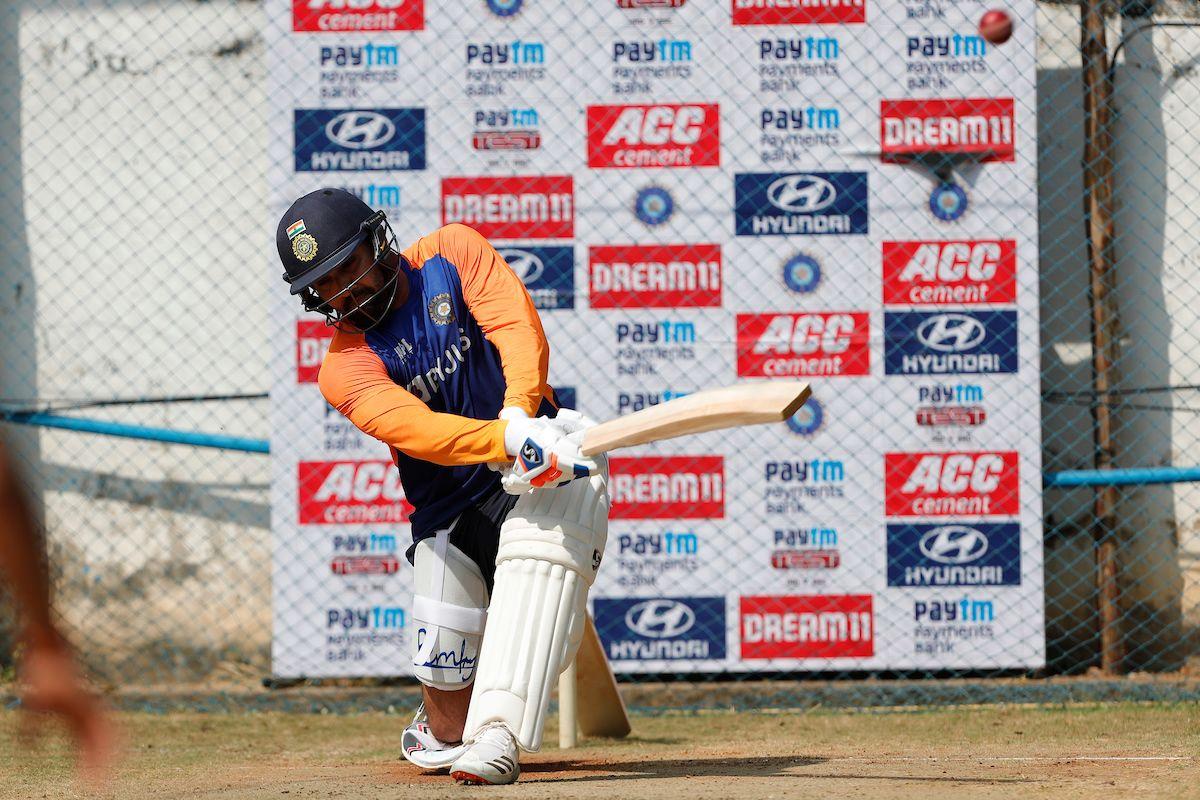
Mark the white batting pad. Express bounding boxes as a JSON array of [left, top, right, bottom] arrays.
[[411, 528, 490, 690], [463, 468, 609, 751]]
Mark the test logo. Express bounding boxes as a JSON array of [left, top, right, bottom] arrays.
[[297, 320, 333, 383], [737, 312, 870, 378], [740, 595, 873, 659], [733, 0, 866, 25], [881, 98, 1015, 163], [884, 310, 1018, 375], [590, 244, 721, 308], [588, 104, 720, 169], [883, 240, 1016, 305], [293, 0, 423, 32], [473, 107, 541, 151], [735, 172, 868, 237], [442, 176, 573, 240], [299, 460, 414, 525], [609, 456, 724, 520], [884, 451, 1019, 517], [294, 108, 425, 172]]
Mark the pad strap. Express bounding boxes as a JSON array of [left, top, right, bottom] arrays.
[[412, 596, 487, 634]]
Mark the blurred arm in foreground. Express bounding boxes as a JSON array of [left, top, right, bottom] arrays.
[[0, 437, 114, 784]]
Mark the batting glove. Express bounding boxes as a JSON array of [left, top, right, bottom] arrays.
[[501, 416, 600, 495]]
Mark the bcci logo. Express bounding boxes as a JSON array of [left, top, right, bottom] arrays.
[[783, 253, 821, 294], [428, 293, 455, 325], [486, 0, 523, 16], [292, 234, 318, 262], [930, 182, 968, 222], [634, 186, 674, 227], [786, 397, 824, 436]]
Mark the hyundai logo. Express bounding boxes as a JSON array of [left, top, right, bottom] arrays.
[[326, 111, 395, 150], [625, 599, 695, 638], [499, 248, 544, 284], [915, 314, 986, 353], [919, 525, 989, 565], [767, 174, 836, 213]]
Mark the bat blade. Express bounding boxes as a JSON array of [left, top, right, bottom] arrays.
[[580, 382, 810, 456]]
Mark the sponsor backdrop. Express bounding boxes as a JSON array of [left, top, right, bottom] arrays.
[[268, 0, 1042, 676]]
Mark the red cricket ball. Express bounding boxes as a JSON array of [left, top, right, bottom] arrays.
[[979, 9, 1013, 45]]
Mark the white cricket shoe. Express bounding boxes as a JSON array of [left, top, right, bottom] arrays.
[[449, 724, 520, 785], [401, 704, 470, 771]]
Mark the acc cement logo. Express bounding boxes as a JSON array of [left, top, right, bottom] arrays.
[[625, 599, 695, 638], [767, 174, 836, 213], [326, 111, 395, 150], [783, 253, 821, 293], [916, 313, 986, 353], [499, 248, 543, 284], [486, 0, 524, 15], [635, 186, 674, 226], [919, 525, 989, 564], [786, 397, 823, 436]]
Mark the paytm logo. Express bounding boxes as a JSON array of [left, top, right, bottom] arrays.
[[764, 458, 845, 483], [918, 383, 984, 403], [761, 107, 841, 131], [914, 596, 996, 622], [616, 320, 696, 343], [618, 390, 688, 414], [613, 39, 693, 62], [759, 37, 839, 60], [467, 40, 545, 64], [319, 43, 399, 67], [327, 606, 406, 629], [907, 34, 987, 58], [617, 530, 699, 555], [340, 183, 400, 209]]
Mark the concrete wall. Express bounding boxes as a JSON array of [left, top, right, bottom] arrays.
[[1, 0, 1195, 680], [9, 0, 272, 680]]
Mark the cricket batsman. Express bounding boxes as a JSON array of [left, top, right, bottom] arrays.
[[275, 188, 608, 785]]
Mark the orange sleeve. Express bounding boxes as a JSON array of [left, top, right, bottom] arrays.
[[318, 330, 509, 466], [439, 224, 551, 416]]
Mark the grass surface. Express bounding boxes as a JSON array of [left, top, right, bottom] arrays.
[[1, 703, 1197, 799]]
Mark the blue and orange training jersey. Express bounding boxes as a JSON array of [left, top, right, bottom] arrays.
[[317, 223, 557, 539]]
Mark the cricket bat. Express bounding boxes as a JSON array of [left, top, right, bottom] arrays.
[[573, 613, 631, 738], [580, 381, 811, 456], [561, 381, 810, 744]]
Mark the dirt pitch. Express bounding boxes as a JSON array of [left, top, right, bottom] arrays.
[[2, 704, 1197, 800]]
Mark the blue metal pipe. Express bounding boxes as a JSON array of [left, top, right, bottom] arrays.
[[1044, 466, 1200, 487], [7, 412, 1200, 486], [0, 412, 270, 454]]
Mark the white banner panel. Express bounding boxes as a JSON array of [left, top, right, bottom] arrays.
[[269, 0, 1042, 678]]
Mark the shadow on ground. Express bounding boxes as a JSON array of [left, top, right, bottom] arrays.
[[386, 753, 1037, 785]]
